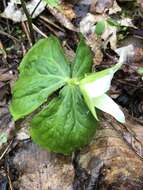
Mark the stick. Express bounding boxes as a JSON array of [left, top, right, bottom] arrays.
[[20, 0, 35, 44]]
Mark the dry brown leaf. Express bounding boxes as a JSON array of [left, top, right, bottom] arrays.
[[116, 36, 143, 64], [90, 0, 114, 13], [1, 0, 46, 22], [10, 142, 74, 190], [77, 114, 143, 190], [61, 3, 76, 20], [80, 13, 104, 65], [47, 5, 78, 31]]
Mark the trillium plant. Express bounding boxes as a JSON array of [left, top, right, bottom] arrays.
[[10, 36, 125, 154]]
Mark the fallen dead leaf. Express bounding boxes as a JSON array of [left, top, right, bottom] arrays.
[[61, 3, 76, 20], [1, 0, 46, 22], [47, 5, 78, 31]]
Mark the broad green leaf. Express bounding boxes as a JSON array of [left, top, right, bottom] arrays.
[[43, 0, 59, 7], [30, 85, 97, 155], [10, 75, 65, 120], [10, 36, 70, 120], [19, 37, 70, 77], [95, 20, 105, 35], [72, 38, 93, 78], [93, 94, 125, 123]]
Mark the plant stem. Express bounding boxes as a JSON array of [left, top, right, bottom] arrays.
[[20, 0, 35, 44]]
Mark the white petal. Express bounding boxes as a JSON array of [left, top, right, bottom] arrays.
[[93, 94, 125, 123], [83, 74, 113, 98]]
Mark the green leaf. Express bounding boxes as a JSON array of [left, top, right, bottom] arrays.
[[43, 0, 59, 7], [137, 67, 143, 74], [107, 18, 120, 27], [0, 132, 8, 146], [137, 67, 143, 80], [10, 75, 65, 120], [93, 94, 125, 123], [10, 36, 70, 120], [95, 20, 105, 35], [72, 38, 93, 78], [30, 85, 97, 155], [19, 37, 70, 77]]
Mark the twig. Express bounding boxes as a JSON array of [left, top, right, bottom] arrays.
[[32, 23, 47, 38], [20, 0, 35, 44], [0, 30, 20, 45], [31, 0, 43, 17], [21, 22, 33, 47], [2, 0, 10, 33], [0, 140, 13, 160], [40, 20, 59, 36], [7, 166, 14, 190], [40, 15, 65, 32]]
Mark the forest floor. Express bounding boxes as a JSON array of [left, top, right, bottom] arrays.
[[0, 0, 143, 189]]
